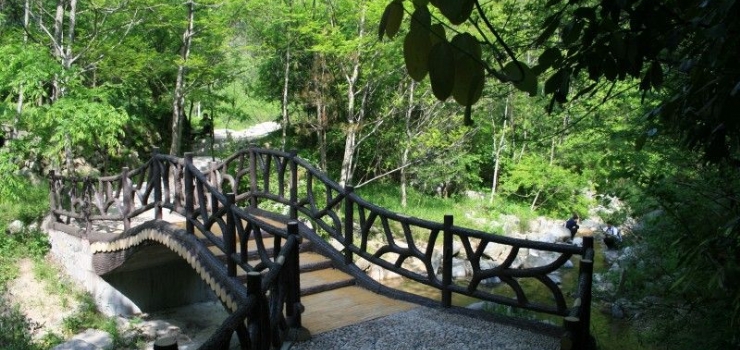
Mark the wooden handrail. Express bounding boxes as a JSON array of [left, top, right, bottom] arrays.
[[48, 147, 594, 348]]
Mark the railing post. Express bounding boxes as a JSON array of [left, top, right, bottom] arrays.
[[442, 214, 453, 307], [249, 150, 258, 209], [184, 153, 194, 235], [209, 161, 219, 217], [121, 167, 131, 232], [225, 193, 237, 277], [84, 178, 93, 235], [246, 272, 269, 349], [286, 222, 302, 327], [48, 170, 56, 215], [562, 313, 581, 350], [284, 221, 310, 342], [289, 150, 298, 220], [581, 236, 595, 348], [152, 147, 162, 220], [344, 185, 354, 265]]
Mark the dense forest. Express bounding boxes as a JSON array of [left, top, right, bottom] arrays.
[[0, 0, 738, 348]]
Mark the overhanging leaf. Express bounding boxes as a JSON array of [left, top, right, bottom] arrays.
[[379, 1, 404, 40], [428, 41, 455, 101], [429, 23, 446, 46], [503, 61, 538, 96], [404, 29, 432, 81], [410, 6, 431, 33], [438, 0, 474, 25]]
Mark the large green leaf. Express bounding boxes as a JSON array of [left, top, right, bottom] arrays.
[[429, 23, 446, 46], [437, 0, 474, 25], [378, 1, 404, 40], [409, 6, 431, 33], [404, 29, 432, 81], [451, 33, 484, 105], [503, 61, 538, 96], [428, 41, 455, 100]]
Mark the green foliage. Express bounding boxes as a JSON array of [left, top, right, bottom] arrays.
[[406, 121, 482, 193], [498, 153, 591, 217], [618, 164, 740, 349], [0, 179, 49, 228], [355, 182, 482, 230], [0, 295, 39, 350], [36, 85, 130, 168]]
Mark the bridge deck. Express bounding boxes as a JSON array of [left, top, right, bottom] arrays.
[[302, 285, 417, 335], [168, 211, 419, 336]]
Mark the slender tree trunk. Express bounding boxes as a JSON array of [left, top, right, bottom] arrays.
[[14, 0, 31, 140], [281, 46, 291, 150], [317, 103, 327, 171], [400, 81, 416, 208], [490, 118, 506, 204], [51, 0, 64, 102], [51, 0, 78, 170], [339, 4, 366, 187], [531, 189, 540, 210], [549, 137, 556, 165], [170, 0, 195, 156], [64, 0, 76, 70]]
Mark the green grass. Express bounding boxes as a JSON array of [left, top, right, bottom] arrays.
[[354, 182, 539, 234], [0, 178, 146, 349], [208, 81, 280, 130], [0, 295, 40, 350]]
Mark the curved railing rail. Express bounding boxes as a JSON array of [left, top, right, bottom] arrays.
[[48, 147, 594, 349], [49, 148, 306, 350]]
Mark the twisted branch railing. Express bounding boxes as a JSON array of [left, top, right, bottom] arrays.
[[49, 147, 595, 350]]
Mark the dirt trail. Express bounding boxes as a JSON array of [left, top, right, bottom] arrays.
[[6, 258, 80, 341]]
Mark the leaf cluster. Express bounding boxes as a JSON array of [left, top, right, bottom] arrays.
[[380, 0, 740, 163]]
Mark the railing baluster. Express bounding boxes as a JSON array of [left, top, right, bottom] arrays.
[[209, 161, 219, 218], [442, 214, 453, 308], [152, 147, 163, 220], [225, 193, 237, 277], [249, 149, 258, 209], [344, 185, 354, 265], [580, 236, 594, 348], [121, 167, 131, 232], [284, 221, 310, 342], [289, 150, 298, 220], [246, 272, 269, 349], [184, 153, 194, 235]]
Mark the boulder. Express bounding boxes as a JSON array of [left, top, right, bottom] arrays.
[[7, 220, 24, 234], [52, 329, 113, 350], [451, 258, 473, 278]]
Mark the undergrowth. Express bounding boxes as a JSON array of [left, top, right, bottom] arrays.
[[0, 178, 144, 349]]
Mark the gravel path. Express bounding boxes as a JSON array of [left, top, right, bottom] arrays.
[[288, 307, 560, 350], [213, 121, 280, 142]]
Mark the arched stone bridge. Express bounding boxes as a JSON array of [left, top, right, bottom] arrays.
[[47, 148, 595, 349]]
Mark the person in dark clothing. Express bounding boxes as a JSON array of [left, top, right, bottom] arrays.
[[200, 113, 213, 139], [603, 223, 622, 250], [566, 214, 580, 240]]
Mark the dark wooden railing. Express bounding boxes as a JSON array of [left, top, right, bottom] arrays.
[[49, 147, 595, 349]]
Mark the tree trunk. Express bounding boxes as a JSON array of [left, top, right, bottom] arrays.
[[339, 5, 366, 187], [14, 0, 31, 140], [400, 80, 416, 208], [490, 117, 506, 204], [549, 137, 556, 165], [170, 0, 195, 156], [531, 188, 541, 210], [317, 103, 327, 171], [281, 46, 291, 150]]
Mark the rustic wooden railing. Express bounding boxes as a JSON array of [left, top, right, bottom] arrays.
[[49, 147, 595, 350], [49, 148, 305, 349]]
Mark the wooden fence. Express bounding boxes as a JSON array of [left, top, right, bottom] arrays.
[[49, 147, 595, 349]]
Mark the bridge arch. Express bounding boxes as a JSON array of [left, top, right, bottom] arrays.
[[90, 221, 242, 313], [47, 148, 595, 349]]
